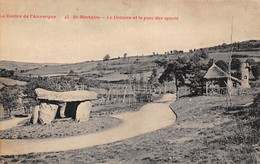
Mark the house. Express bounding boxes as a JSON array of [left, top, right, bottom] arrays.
[[204, 63, 242, 95]]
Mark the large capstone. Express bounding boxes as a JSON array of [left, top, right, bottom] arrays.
[[38, 103, 58, 124], [35, 88, 97, 102], [76, 101, 92, 122]]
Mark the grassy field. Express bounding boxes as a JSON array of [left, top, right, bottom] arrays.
[[0, 61, 59, 71], [0, 77, 27, 86], [0, 91, 259, 163], [0, 117, 122, 140], [0, 102, 147, 140]]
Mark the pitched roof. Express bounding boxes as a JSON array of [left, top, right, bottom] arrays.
[[204, 63, 241, 82]]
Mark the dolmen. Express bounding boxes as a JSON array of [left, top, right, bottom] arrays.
[[31, 88, 97, 124]]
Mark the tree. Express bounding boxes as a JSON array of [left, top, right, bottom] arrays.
[[103, 54, 110, 61], [68, 69, 76, 76], [215, 60, 228, 72], [148, 68, 158, 87], [155, 59, 168, 68], [139, 73, 145, 86], [0, 86, 20, 117], [231, 58, 241, 71], [252, 63, 260, 80], [124, 53, 127, 58], [0, 69, 14, 77], [159, 61, 185, 93], [246, 58, 256, 66], [200, 51, 208, 59], [189, 66, 205, 95], [232, 72, 242, 80], [190, 54, 201, 63]]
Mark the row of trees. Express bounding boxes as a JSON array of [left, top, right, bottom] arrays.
[[157, 54, 209, 95], [103, 53, 128, 61], [0, 68, 14, 77]]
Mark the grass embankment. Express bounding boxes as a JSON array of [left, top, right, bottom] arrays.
[[0, 93, 259, 163]]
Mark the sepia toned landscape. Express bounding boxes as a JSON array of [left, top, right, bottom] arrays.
[[0, 40, 260, 163], [1, 0, 260, 163]]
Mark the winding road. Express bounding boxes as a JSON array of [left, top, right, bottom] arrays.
[[0, 94, 176, 156]]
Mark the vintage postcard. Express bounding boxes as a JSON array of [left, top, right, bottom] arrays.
[[0, 0, 260, 163]]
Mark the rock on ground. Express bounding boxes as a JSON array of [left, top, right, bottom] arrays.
[[38, 103, 58, 124], [76, 101, 92, 122], [30, 106, 40, 124]]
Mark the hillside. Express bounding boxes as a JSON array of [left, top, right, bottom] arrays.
[[0, 40, 259, 82], [0, 61, 60, 72]]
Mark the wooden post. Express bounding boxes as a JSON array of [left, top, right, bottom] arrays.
[[206, 81, 208, 96], [123, 87, 127, 104], [106, 87, 111, 104]]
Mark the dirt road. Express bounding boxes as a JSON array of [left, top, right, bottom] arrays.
[[0, 117, 29, 131], [0, 94, 176, 156]]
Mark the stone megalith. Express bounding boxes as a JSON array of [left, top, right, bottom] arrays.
[[38, 103, 58, 124], [58, 103, 66, 118], [35, 88, 97, 102], [76, 101, 92, 122], [30, 105, 40, 124], [32, 88, 97, 123]]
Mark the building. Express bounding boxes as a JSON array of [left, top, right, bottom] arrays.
[[204, 63, 242, 95]]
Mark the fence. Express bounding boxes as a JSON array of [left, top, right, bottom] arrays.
[[206, 87, 242, 96], [92, 85, 137, 106], [0, 104, 5, 119], [177, 86, 190, 98], [0, 104, 13, 120]]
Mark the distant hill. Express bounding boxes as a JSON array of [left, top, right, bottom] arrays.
[[200, 40, 260, 53], [0, 39, 259, 82], [0, 60, 60, 71]]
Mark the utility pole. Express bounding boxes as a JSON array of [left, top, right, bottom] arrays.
[[227, 16, 234, 107]]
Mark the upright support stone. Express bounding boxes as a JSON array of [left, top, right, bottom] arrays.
[[59, 103, 66, 118], [31, 105, 40, 124], [38, 103, 58, 124], [76, 101, 92, 122]]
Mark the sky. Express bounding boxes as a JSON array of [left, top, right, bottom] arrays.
[[0, 0, 260, 63]]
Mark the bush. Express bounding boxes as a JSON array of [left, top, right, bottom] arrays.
[[0, 68, 14, 77], [251, 92, 260, 118], [232, 71, 242, 80], [0, 86, 20, 117], [103, 54, 110, 61], [231, 58, 241, 71], [215, 60, 228, 72], [136, 93, 153, 102], [251, 64, 260, 80]]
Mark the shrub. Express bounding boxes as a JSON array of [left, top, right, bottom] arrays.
[[231, 58, 242, 71], [0, 86, 20, 117], [251, 92, 260, 118], [251, 64, 260, 80], [0, 68, 14, 77], [103, 54, 110, 61], [215, 60, 228, 72]]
